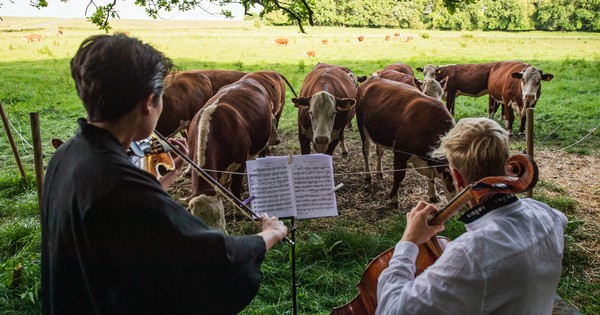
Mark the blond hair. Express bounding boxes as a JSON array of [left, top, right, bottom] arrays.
[[431, 118, 510, 183]]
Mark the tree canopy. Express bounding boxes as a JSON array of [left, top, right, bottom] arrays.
[[23, 0, 475, 33]]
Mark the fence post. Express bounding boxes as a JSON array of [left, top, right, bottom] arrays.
[[30, 112, 44, 211], [526, 108, 534, 198]]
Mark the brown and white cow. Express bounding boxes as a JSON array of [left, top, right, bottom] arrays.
[[185, 78, 276, 228], [416, 62, 497, 115], [240, 70, 298, 150], [157, 72, 213, 137], [22, 34, 42, 43], [356, 76, 456, 206], [382, 62, 415, 77], [185, 69, 247, 95], [373, 69, 447, 100], [488, 61, 554, 137], [292, 63, 357, 156]]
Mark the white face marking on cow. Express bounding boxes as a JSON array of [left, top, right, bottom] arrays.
[[347, 72, 359, 86], [309, 91, 337, 153], [518, 67, 542, 106], [420, 64, 437, 80]]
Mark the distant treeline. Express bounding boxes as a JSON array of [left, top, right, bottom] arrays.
[[259, 0, 600, 32]]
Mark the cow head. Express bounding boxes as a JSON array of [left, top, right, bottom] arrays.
[[188, 194, 226, 231], [416, 64, 439, 80], [511, 66, 554, 115], [415, 77, 448, 100], [292, 91, 355, 153]]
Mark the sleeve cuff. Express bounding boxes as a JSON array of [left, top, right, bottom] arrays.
[[392, 240, 419, 263]]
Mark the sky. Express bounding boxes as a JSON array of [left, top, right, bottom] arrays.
[[0, 0, 246, 21]]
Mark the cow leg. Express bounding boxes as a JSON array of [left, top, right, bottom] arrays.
[[504, 104, 515, 137], [408, 156, 438, 202], [375, 146, 385, 179], [390, 152, 409, 208], [488, 97, 500, 119], [230, 168, 244, 199], [446, 91, 457, 115], [518, 115, 527, 138], [298, 127, 312, 154], [360, 131, 373, 182], [338, 130, 349, 157], [326, 138, 341, 156]]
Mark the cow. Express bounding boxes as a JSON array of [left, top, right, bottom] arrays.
[[274, 38, 289, 46], [373, 69, 447, 100], [157, 72, 214, 138], [416, 62, 497, 115], [373, 69, 417, 87], [488, 61, 554, 137], [382, 62, 415, 76], [304, 50, 316, 58], [356, 76, 456, 206], [321, 39, 329, 45], [314, 62, 367, 87], [22, 34, 42, 43], [292, 63, 357, 157], [240, 70, 298, 150], [185, 69, 247, 96], [357, 35, 365, 42], [385, 35, 391, 41], [185, 78, 276, 228]]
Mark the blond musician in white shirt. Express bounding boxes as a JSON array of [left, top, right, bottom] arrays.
[[376, 118, 567, 315]]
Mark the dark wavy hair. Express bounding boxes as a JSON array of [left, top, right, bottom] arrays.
[[70, 34, 174, 122]]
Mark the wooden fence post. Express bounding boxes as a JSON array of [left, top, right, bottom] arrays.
[[30, 112, 44, 211], [526, 108, 534, 198], [0, 100, 27, 179]]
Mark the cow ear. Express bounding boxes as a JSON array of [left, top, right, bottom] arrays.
[[291, 97, 310, 107], [511, 72, 524, 79], [541, 73, 554, 81], [440, 77, 448, 90], [414, 78, 423, 89], [416, 67, 424, 72], [435, 67, 441, 74], [336, 98, 356, 110], [51, 138, 64, 150]]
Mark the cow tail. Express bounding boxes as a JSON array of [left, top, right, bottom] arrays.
[[196, 105, 217, 169], [279, 74, 298, 98]]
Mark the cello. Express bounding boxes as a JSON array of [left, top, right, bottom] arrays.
[[331, 153, 538, 315]]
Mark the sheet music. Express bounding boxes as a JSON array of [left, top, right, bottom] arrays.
[[246, 156, 296, 218], [246, 154, 338, 220], [290, 154, 338, 219]]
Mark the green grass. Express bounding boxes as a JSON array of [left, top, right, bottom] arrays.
[[1, 17, 599, 314]]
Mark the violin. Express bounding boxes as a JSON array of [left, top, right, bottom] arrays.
[[128, 136, 175, 180], [331, 154, 538, 315]]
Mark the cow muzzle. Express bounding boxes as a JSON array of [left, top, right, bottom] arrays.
[[314, 136, 329, 145], [523, 94, 536, 107]]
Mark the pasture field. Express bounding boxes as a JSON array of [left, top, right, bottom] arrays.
[[0, 17, 599, 313]]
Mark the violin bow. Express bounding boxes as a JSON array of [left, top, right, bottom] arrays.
[[154, 130, 294, 245]]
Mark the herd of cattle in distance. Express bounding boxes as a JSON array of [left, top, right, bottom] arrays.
[[150, 60, 553, 230], [274, 33, 414, 60]]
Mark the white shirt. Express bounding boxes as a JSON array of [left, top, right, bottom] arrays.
[[376, 198, 567, 315]]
